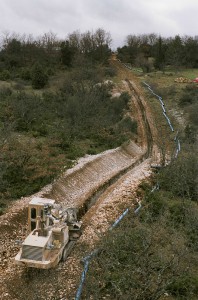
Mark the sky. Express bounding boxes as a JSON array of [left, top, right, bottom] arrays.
[[0, 0, 198, 49]]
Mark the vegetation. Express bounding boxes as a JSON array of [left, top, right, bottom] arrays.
[[83, 149, 198, 299], [0, 28, 198, 298], [117, 34, 198, 72], [82, 33, 198, 299], [0, 29, 137, 212]]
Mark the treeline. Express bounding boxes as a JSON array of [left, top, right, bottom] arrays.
[[117, 34, 198, 71], [0, 29, 112, 88]]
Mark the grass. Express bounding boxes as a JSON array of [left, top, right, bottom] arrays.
[[138, 70, 189, 128], [173, 68, 198, 79]]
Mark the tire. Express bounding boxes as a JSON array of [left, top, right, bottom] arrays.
[[61, 241, 76, 262], [61, 247, 68, 262]]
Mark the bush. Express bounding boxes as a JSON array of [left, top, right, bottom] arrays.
[[84, 210, 187, 300], [118, 116, 137, 133], [184, 124, 197, 143], [188, 103, 198, 126], [0, 87, 12, 97], [111, 92, 130, 115], [31, 63, 48, 89], [167, 276, 198, 298], [104, 66, 117, 77], [179, 84, 198, 107], [46, 68, 55, 76], [0, 70, 11, 81], [159, 153, 198, 200], [20, 68, 31, 80]]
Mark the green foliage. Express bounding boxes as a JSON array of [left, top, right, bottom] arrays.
[[159, 153, 198, 200], [0, 60, 131, 202], [179, 84, 198, 107], [117, 34, 198, 70], [167, 276, 198, 298], [184, 124, 197, 144], [104, 66, 117, 77], [0, 137, 66, 199], [0, 70, 11, 80], [154, 36, 166, 71], [20, 68, 31, 80], [84, 209, 187, 299], [111, 92, 130, 114], [60, 40, 75, 67], [118, 116, 137, 133], [188, 103, 198, 126], [84, 188, 198, 299], [0, 200, 8, 215], [31, 63, 48, 89]]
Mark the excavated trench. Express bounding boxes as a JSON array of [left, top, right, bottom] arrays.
[[42, 79, 155, 223]]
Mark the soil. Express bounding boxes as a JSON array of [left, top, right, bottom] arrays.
[[0, 57, 162, 300]]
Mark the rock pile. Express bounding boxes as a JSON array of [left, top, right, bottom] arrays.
[[174, 77, 192, 83]]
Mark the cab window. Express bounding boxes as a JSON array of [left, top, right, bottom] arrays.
[[31, 208, 36, 219]]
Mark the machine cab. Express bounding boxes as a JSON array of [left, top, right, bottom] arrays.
[[28, 197, 55, 232]]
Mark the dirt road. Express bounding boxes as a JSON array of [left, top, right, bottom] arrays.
[[0, 58, 160, 300]]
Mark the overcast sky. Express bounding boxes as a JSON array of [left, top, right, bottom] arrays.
[[0, 0, 198, 48]]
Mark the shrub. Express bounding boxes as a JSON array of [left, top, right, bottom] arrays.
[[167, 275, 198, 297], [179, 84, 198, 107], [104, 66, 117, 77], [84, 211, 187, 300], [0, 87, 12, 97], [159, 153, 198, 200], [46, 68, 55, 76], [188, 103, 198, 126], [20, 68, 31, 80], [0, 70, 11, 81], [31, 63, 48, 89], [118, 116, 137, 133]]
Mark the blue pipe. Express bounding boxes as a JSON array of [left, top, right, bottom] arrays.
[[81, 249, 100, 264], [75, 249, 100, 300], [134, 203, 142, 214], [75, 203, 143, 299], [109, 208, 129, 230], [75, 260, 90, 300], [177, 139, 181, 152], [163, 112, 174, 132]]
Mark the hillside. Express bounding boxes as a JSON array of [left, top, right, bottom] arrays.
[[0, 37, 198, 299]]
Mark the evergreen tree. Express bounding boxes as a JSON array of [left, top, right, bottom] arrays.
[[154, 36, 166, 71], [31, 62, 48, 89]]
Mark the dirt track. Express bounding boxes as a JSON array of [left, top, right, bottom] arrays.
[[0, 58, 160, 300]]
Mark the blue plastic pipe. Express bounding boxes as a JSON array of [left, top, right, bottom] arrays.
[[75, 260, 90, 300], [109, 208, 129, 230]]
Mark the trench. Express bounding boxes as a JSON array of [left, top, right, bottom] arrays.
[[43, 79, 154, 223], [77, 151, 148, 220]]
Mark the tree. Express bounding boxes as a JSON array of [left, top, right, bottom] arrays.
[[60, 40, 75, 67], [31, 62, 48, 89], [166, 35, 184, 70], [1, 37, 23, 68], [154, 36, 166, 71], [183, 36, 198, 67], [93, 28, 112, 63]]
